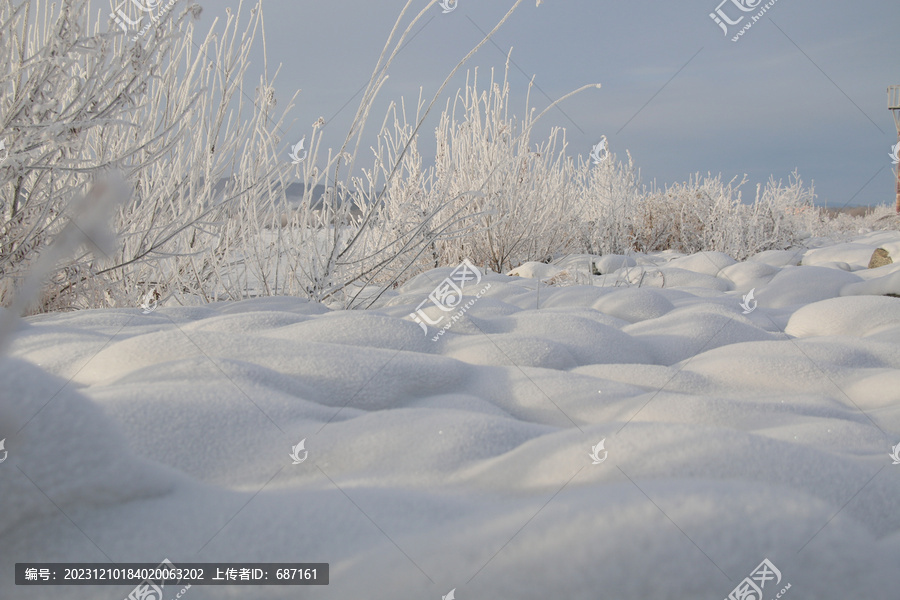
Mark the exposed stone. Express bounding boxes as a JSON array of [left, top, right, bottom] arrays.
[[868, 248, 893, 269]]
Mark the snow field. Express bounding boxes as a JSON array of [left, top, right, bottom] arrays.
[[1, 231, 899, 598]]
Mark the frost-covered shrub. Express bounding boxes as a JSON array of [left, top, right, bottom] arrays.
[[2, 0, 556, 312], [576, 168, 822, 261], [575, 151, 642, 256], [627, 172, 816, 259], [0, 0, 297, 312], [805, 205, 898, 240], [420, 67, 585, 273], [356, 59, 598, 293]]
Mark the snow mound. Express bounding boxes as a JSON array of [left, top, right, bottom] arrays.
[[507, 261, 563, 280], [785, 295, 900, 338], [747, 248, 803, 267], [592, 254, 637, 274], [756, 266, 862, 308], [590, 287, 675, 323], [841, 270, 900, 297], [0, 358, 176, 537], [802, 242, 879, 270], [718, 260, 781, 290], [663, 250, 737, 275]]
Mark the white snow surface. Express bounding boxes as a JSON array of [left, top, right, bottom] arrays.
[[2, 232, 900, 599]]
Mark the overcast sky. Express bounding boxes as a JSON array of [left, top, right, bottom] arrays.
[[171, 0, 899, 207]]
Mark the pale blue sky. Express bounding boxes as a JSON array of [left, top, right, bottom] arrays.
[[175, 1, 900, 206]]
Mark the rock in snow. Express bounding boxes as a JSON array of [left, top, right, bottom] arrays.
[[868, 247, 893, 269]]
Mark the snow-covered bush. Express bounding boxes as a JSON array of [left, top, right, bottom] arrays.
[[0, 0, 298, 312], [371, 64, 594, 277], [1, 0, 530, 311], [575, 150, 642, 256], [628, 172, 815, 259], [249, 0, 550, 307], [806, 205, 898, 239], [579, 168, 821, 261]]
